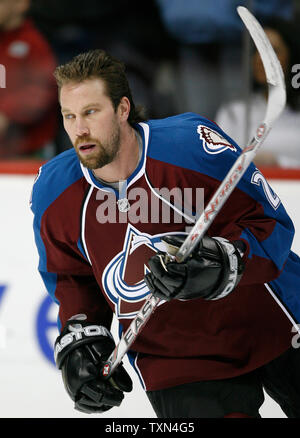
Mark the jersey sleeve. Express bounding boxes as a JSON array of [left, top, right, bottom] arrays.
[[147, 113, 295, 286], [30, 155, 113, 331], [207, 121, 295, 286]]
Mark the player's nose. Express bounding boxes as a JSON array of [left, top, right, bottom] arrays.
[[75, 117, 90, 137]]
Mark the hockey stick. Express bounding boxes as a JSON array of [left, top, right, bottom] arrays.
[[176, 6, 286, 261], [101, 6, 286, 379]]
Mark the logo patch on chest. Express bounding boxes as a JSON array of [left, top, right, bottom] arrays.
[[102, 224, 166, 318]]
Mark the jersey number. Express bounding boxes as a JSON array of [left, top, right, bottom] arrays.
[[251, 171, 281, 210]]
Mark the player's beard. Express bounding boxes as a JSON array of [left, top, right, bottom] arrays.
[[74, 123, 121, 170]]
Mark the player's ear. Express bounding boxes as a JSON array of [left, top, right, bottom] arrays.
[[118, 97, 130, 122]]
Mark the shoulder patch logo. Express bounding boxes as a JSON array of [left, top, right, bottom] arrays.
[[197, 125, 237, 154]]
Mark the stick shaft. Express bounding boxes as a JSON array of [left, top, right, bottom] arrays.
[[102, 294, 160, 378]]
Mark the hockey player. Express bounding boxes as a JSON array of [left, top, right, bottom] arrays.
[[31, 49, 300, 418]]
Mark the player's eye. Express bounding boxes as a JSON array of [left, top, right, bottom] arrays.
[[64, 114, 74, 120], [86, 109, 96, 115]]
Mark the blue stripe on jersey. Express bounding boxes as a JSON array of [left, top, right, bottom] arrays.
[[31, 149, 83, 294], [77, 237, 89, 262], [240, 220, 294, 272]]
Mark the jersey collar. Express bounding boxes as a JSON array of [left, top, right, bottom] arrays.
[[80, 122, 150, 199]]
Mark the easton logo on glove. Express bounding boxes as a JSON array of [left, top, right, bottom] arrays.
[[54, 321, 112, 364]]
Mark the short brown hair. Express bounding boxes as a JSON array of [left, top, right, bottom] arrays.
[[54, 49, 146, 125]]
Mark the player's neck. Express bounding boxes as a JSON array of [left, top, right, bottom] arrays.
[[93, 126, 140, 183]]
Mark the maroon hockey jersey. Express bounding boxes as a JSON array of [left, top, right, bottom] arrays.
[[31, 113, 298, 391]]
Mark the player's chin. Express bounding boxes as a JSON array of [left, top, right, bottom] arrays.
[[77, 152, 100, 169], [74, 145, 95, 166], [79, 153, 114, 171]]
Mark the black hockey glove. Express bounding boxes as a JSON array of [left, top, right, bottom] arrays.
[[54, 318, 132, 414], [145, 234, 245, 301]]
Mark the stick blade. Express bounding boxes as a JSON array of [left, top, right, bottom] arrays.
[[237, 6, 286, 125]]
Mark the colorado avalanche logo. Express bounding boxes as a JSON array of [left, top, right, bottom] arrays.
[[197, 125, 237, 154], [102, 224, 166, 319]]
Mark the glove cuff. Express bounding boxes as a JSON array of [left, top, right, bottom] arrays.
[[54, 319, 113, 369], [210, 237, 245, 300]]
